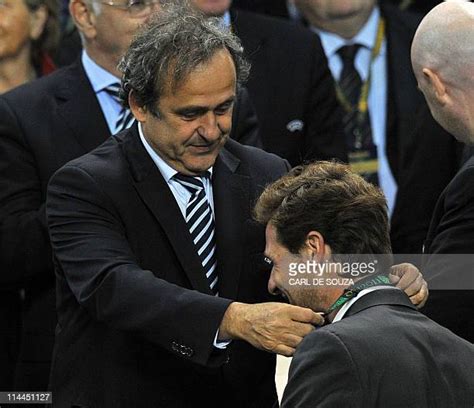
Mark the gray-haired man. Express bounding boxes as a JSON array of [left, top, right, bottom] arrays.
[[46, 5, 426, 407], [0, 0, 260, 392]]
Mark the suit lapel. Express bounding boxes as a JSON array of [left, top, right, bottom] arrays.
[[120, 126, 215, 295], [212, 147, 250, 300], [55, 59, 110, 153]]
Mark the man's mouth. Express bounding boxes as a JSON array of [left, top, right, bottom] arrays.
[[189, 144, 214, 152]]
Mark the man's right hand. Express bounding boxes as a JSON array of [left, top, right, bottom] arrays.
[[218, 302, 324, 356]]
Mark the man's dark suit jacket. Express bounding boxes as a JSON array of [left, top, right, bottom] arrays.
[[232, 0, 289, 19], [231, 9, 347, 167], [46, 127, 288, 407], [0, 59, 259, 390], [365, 4, 461, 254], [281, 289, 474, 407], [422, 156, 474, 342]]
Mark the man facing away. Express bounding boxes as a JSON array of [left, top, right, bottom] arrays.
[[255, 161, 474, 407], [411, 1, 474, 342]]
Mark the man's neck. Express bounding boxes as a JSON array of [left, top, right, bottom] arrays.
[[310, 7, 374, 40], [84, 46, 122, 78]]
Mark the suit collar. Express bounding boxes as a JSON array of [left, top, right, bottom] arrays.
[[55, 58, 110, 153], [212, 142, 249, 300], [120, 129, 247, 298], [344, 287, 416, 319]]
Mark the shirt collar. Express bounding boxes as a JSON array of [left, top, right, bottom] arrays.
[[312, 6, 382, 59], [81, 49, 121, 94], [138, 122, 213, 182], [221, 11, 231, 28]]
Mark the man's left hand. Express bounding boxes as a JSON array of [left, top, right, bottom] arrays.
[[389, 263, 428, 308]]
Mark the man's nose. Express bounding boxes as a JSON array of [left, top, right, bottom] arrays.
[[267, 273, 279, 296], [198, 113, 222, 140]]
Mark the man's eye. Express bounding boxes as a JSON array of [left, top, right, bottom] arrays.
[[181, 112, 199, 120], [129, 0, 145, 7], [215, 104, 233, 115]]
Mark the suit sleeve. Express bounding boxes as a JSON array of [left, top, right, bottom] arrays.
[[424, 164, 474, 284], [46, 164, 233, 367], [0, 96, 52, 288], [426, 165, 474, 256], [281, 330, 362, 408], [303, 36, 348, 164], [230, 87, 263, 148], [422, 165, 474, 333]]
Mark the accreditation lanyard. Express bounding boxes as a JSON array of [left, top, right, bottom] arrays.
[[325, 274, 393, 316], [335, 17, 386, 119]]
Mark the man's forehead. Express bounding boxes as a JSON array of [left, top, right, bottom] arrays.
[[161, 49, 237, 93], [265, 224, 278, 250]]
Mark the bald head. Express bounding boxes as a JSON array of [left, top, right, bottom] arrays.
[[412, 1, 474, 85], [411, 1, 474, 144]]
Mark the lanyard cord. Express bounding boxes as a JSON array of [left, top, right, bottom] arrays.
[[335, 18, 386, 116], [325, 274, 392, 316]]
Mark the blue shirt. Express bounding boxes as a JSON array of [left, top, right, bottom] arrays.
[[312, 7, 397, 217], [81, 50, 123, 134]]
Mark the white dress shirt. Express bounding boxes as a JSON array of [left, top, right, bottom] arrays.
[[311, 7, 398, 217]]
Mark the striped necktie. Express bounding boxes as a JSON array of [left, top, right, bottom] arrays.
[[173, 173, 218, 295], [337, 44, 379, 186], [103, 82, 135, 133]]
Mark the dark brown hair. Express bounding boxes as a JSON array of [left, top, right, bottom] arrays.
[[254, 161, 392, 255], [24, 0, 60, 67]]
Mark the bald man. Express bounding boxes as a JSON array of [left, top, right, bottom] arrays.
[[411, 1, 474, 342]]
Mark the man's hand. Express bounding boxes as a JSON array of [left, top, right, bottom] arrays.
[[219, 302, 324, 357], [390, 263, 428, 308]]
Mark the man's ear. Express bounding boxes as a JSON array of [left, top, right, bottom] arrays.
[[70, 0, 98, 41], [129, 91, 147, 123], [422, 67, 448, 105], [305, 231, 330, 258]]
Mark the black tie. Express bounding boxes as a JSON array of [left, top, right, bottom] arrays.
[[173, 173, 218, 295], [337, 44, 379, 186], [104, 82, 135, 133]]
